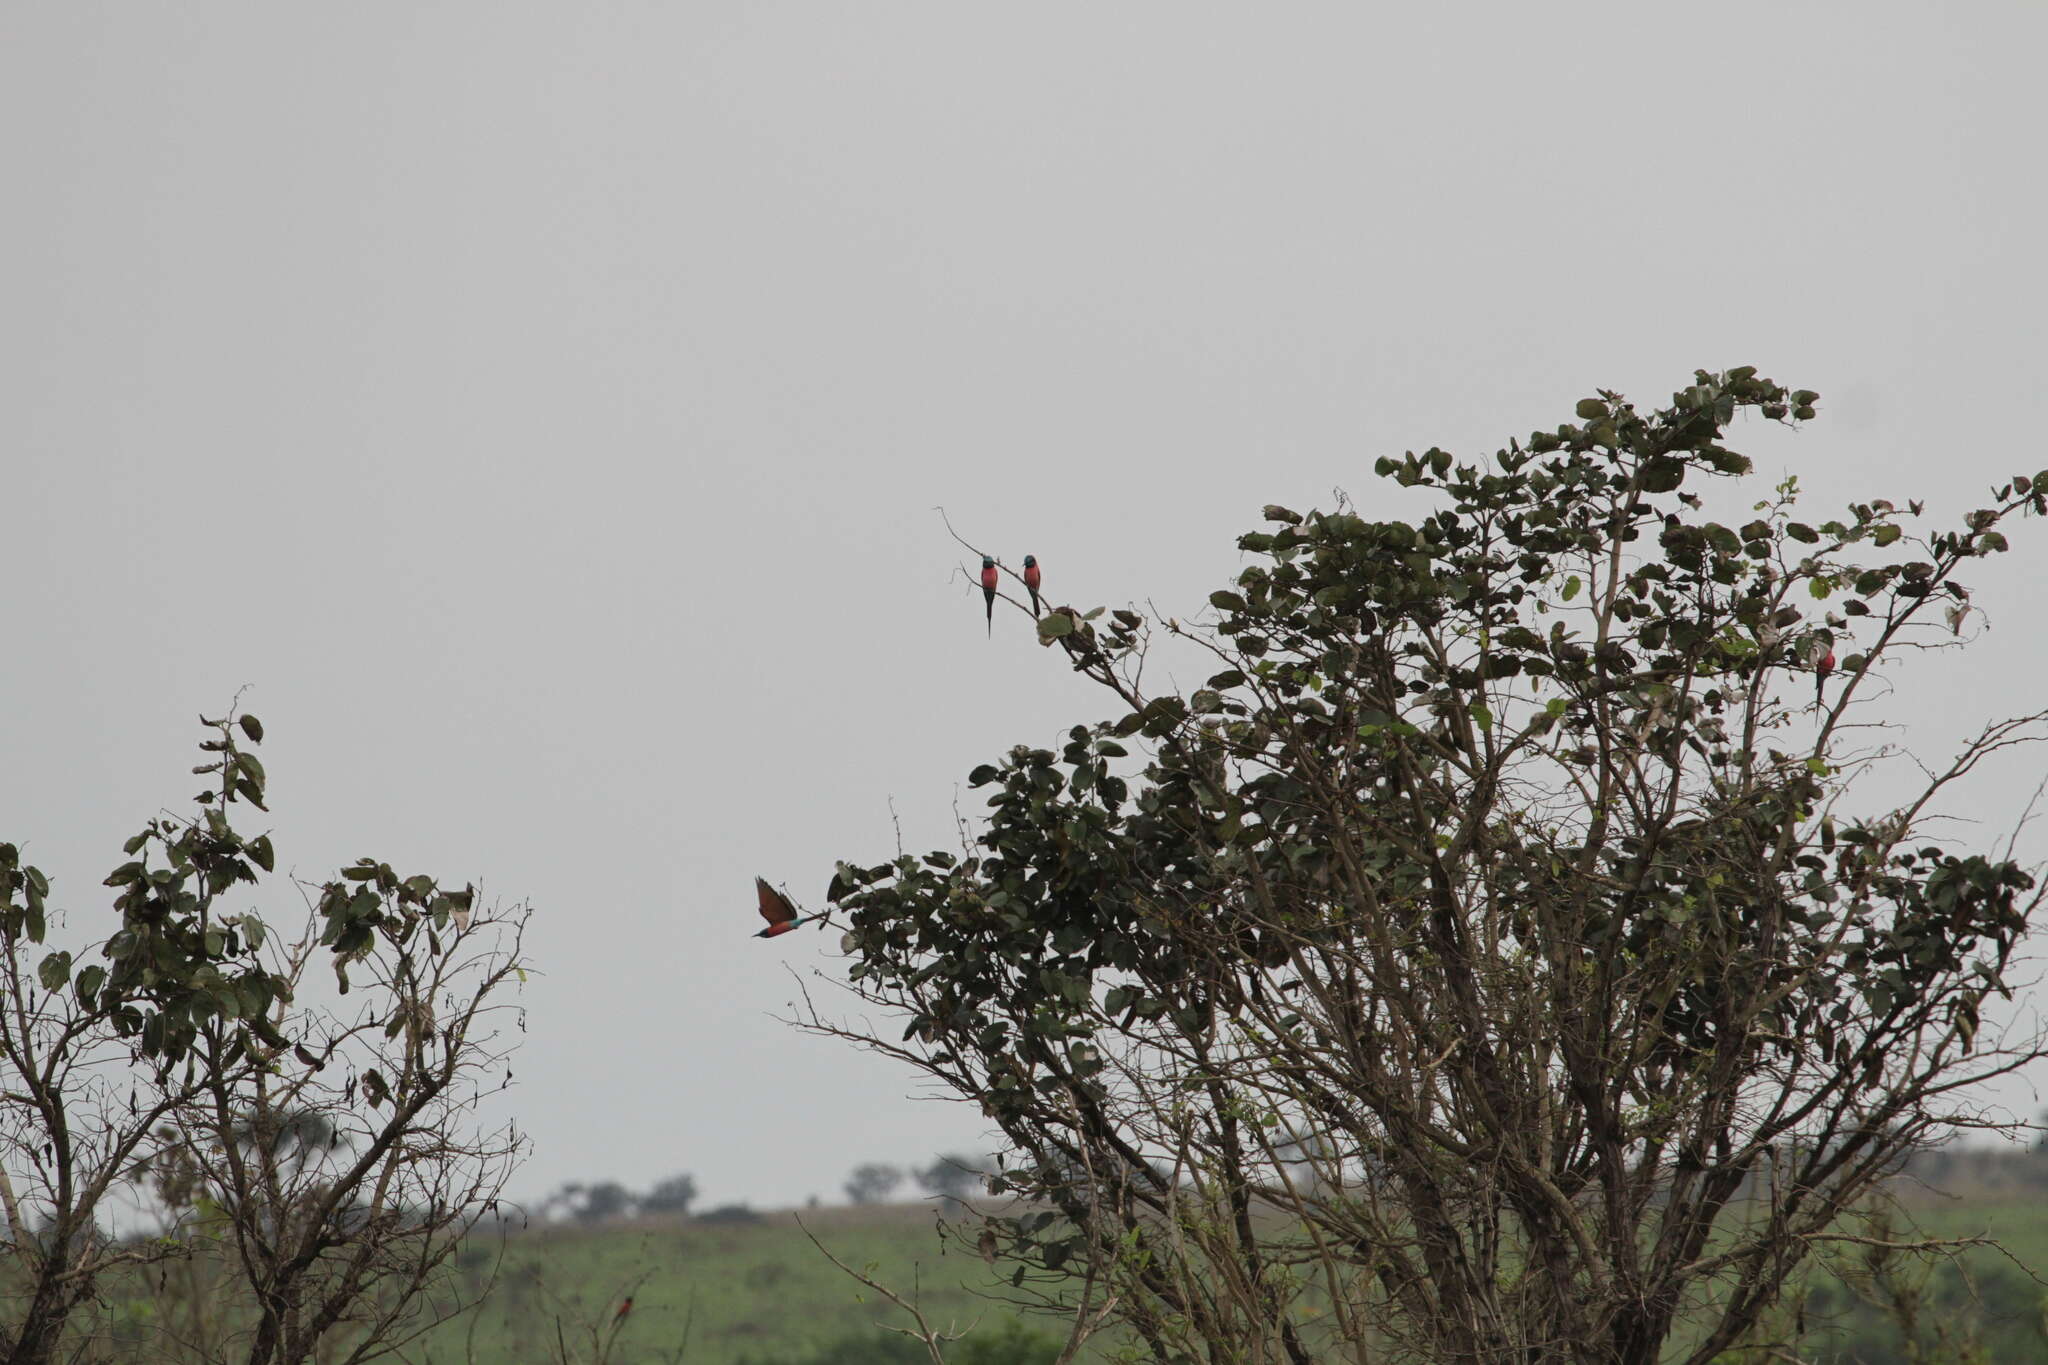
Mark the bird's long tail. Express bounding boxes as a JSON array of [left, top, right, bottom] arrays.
[[1029, 589, 1041, 618], [985, 592, 994, 637]]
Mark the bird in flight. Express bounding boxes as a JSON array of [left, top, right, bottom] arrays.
[[754, 878, 811, 939], [1022, 554, 1042, 618]]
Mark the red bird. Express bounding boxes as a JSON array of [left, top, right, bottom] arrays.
[[1022, 554, 1041, 618], [753, 878, 811, 939], [1806, 637, 1836, 706], [980, 555, 998, 637], [614, 1297, 634, 1323]]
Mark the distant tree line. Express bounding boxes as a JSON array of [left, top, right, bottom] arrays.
[[537, 1153, 988, 1225]]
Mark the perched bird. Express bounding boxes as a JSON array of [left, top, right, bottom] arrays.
[[1806, 637, 1836, 706], [1022, 554, 1042, 618], [980, 555, 998, 637], [614, 1297, 634, 1323], [754, 877, 810, 939]]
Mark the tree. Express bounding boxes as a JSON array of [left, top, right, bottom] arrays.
[[569, 1181, 638, 1224], [812, 371, 2048, 1364], [0, 706, 529, 1364], [913, 1154, 983, 1210], [843, 1163, 906, 1205], [640, 1172, 700, 1216]]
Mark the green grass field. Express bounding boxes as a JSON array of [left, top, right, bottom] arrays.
[[403, 1172, 2048, 1365], [417, 1203, 1068, 1365]]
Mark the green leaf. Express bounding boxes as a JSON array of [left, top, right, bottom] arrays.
[[1575, 398, 1606, 420], [39, 951, 72, 992], [1872, 524, 1901, 547], [1209, 591, 1247, 613], [239, 714, 264, 742], [968, 764, 1001, 787], [1561, 576, 1582, 602], [1639, 460, 1684, 493], [248, 835, 275, 873], [1469, 703, 1492, 734], [1037, 613, 1076, 642], [1786, 523, 1819, 543], [74, 965, 106, 1006]]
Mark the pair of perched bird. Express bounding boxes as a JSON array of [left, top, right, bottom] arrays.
[[980, 553, 1042, 635], [752, 553, 1048, 941]]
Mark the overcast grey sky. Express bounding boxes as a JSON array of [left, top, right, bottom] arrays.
[[5, 4, 2046, 1210]]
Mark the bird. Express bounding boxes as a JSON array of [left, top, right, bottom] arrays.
[[614, 1297, 634, 1323], [754, 877, 810, 939], [1022, 554, 1041, 618], [980, 555, 998, 637], [1807, 638, 1835, 706]]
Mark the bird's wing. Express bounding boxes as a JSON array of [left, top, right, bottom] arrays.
[[756, 877, 798, 926]]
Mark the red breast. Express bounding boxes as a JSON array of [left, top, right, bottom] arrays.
[[982, 565, 998, 589]]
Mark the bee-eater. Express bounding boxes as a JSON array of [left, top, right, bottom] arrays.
[[1805, 636, 1835, 706], [754, 877, 809, 938], [1022, 555, 1041, 618], [981, 555, 998, 637], [614, 1297, 634, 1323]]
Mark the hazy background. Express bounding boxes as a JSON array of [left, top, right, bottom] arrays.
[[4, 3, 2045, 1210]]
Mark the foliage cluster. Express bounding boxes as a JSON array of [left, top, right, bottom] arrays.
[[816, 370, 2048, 1363], [0, 707, 527, 1364]]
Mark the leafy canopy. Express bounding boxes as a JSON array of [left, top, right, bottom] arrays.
[[815, 369, 2048, 1365]]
